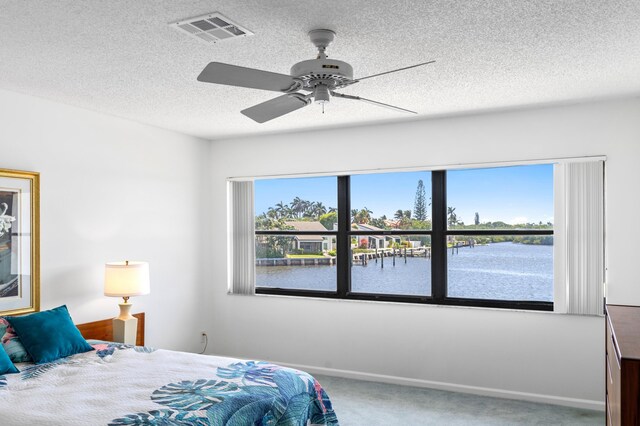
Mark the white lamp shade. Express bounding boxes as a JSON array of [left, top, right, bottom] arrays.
[[104, 261, 150, 297]]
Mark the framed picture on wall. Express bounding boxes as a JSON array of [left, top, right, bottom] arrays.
[[0, 168, 39, 315]]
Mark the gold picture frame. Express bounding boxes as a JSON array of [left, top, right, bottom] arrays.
[[0, 168, 39, 316]]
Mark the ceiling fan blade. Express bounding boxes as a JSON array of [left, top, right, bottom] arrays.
[[354, 60, 436, 82], [197, 62, 301, 92], [331, 92, 417, 114], [241, 94, 311, 123]]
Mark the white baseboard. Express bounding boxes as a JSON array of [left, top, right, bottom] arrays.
[[268, 360, 604, 412]]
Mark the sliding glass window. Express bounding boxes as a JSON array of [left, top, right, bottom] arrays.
[[254, 164, 553, 310]]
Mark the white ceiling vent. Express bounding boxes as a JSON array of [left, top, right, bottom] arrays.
[[170, 13, 253, 44]]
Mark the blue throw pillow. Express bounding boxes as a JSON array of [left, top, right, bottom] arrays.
[[7, 305, 93, 364], [0, 342, 19, 374]]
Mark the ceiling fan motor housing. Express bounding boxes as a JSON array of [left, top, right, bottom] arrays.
[[290, 59, 354, 90]]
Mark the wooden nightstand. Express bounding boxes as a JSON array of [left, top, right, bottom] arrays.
[[76, 312, 145, 346]]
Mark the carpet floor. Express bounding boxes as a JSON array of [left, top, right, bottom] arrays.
[[314, 374, 605, 425]]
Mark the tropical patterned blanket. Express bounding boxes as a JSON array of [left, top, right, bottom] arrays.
[[0, 342, 339, 426]]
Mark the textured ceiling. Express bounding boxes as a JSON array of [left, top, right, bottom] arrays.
[[1, 1, 639, 139]]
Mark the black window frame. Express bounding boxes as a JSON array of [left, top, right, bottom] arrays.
[[255, 171, 554, 311]]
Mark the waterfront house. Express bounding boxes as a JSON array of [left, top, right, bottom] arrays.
[[353, 223, 402, 249], [285, 221, 334, 253]]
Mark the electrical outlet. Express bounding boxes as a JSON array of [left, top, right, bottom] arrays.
[[201, 332, 207, 343]]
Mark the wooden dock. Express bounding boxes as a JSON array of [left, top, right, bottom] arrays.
[[352, 247, 431, 267], [256, 257, 335, 266], [257, 246, 437, 267]]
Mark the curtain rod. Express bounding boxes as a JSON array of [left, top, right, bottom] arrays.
[[227, 154, 606, 181]]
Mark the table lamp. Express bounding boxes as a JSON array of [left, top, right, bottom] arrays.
[[104, 261, 150, 344]]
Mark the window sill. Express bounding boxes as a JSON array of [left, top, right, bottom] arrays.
[[235, 291, 555, 314]]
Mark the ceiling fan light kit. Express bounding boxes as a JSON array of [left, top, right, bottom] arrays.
[[197, 28, 435, 123]]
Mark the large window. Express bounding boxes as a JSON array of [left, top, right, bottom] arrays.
[[255, 176, 337, 292], [445, 165, 554, 304], [254, 165, 554, 310]]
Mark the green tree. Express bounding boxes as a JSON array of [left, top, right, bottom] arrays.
[[351, 209, 359, 223], [255, 214, 294, 258], [274, 201, 287, 219], [396, 210, 412, 229], [319, 211, 338, 230], [354, 207, 373, 224], [255, 214, 292, 231], [290, 197, 315, 218], [282, 204, 295, 219], [312, 202, 327, 218], [447, 207, 458, 228], [414, 180, 427, 221], [369, 215, 387, 229], [300, 199, 313, 218]]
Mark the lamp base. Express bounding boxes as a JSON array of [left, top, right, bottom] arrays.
[[113, 301, 137, 344]]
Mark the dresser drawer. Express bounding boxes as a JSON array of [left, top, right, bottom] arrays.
[[606, 320, 621, 374], [606, 321, 621, 425]]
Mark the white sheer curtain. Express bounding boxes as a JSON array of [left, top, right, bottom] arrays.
[[228, 180, 255, 295], [554, 160, 605, 315]]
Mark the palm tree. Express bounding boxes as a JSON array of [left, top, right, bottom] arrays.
[[313, 202, 327, 218], [351, 209, 359, 223], [301, 200, 314, 218], [395, 210, 412, 229], [274, 201, 286, 218], [291, 197, 305, 218], [356, 207, 373, 224], [283, 204, 295, 219], [447, 207, 458, 227]]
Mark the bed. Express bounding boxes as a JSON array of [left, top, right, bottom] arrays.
[[0, 310, 339, 426]]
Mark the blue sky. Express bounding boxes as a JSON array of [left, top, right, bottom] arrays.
[[254, 164, 554, 225]]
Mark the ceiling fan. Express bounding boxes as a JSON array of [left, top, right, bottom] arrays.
[[197, 29, 435, 123]]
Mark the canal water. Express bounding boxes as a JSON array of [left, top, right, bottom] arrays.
[[256, 242, 553, 302]]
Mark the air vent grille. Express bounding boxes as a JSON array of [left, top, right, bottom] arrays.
[[170, 13, 253, 44]]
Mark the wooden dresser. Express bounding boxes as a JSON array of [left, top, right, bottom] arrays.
[[606, 305, 640, 425]]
